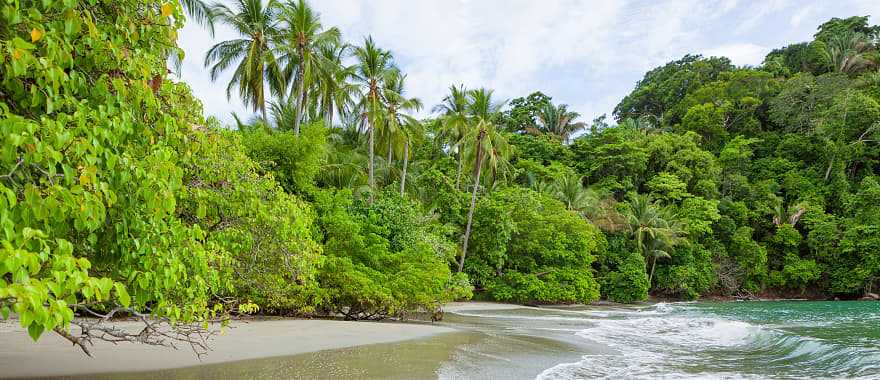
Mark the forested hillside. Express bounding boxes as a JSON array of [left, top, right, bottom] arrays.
[[2, 0, 878, 349]]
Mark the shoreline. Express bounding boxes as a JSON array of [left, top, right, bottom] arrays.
[[0, 317, 456, 378], [3, 300, 875, 379]]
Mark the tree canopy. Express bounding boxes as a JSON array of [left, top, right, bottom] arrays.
[[3, 0, 880, 354]]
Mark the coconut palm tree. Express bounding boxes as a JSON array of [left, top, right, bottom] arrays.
[[398, 119, 424, 196], [314, 42, 358, 126], [204, 0, 283, 122], [433, 85, 471, 189], [621, 115, 664, 135], [379, 71, 422, 184], [824, 31, 879, 74], [276, 0, 341, 134], [352, 36, 398, 195], [622, 193, 681, 287], [268, 96, 297, 130], [179, 0, 214, 30], [535, 103, 585, 143], [458, 88, 509, 273], [551, 173, 600, 217], [770, 195, 807, 227]]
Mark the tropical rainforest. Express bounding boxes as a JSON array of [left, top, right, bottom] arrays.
[[1, 0, 879, 347]]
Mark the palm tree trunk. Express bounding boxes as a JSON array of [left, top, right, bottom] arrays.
[[261, 103, 267, 124], [648, 256, 656, 288], [459, 131, 485, 273], [386, 134, 393, 182], [295, 67, 306, 135], [326, 100, 334, 126], [455, 150, 463, 190], [400, 140, 409, 197], [368, 116, 375, 196]]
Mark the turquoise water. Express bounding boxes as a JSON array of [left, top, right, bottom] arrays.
[[49, 301, 880, 379], [529, 301, 880, 379]]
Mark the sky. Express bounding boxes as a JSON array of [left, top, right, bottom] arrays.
[[177, 0, 880, 126]]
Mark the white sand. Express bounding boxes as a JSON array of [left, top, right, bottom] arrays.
[[0, 318, 454, 378]]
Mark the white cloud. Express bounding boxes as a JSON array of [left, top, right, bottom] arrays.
[[176, 0, 880, 125], [704, 43, 769, 66]]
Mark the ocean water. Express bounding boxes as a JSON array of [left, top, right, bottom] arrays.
[[445, 301, 880, 380], [44, 301, 880, 379]]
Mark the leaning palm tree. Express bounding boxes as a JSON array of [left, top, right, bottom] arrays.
[[535, 103, 585, 143], [823, 31, 878, 74], [352, 36, 398, 195], [433, 85, 471, 189], [622, 193, 681, 287], [458, 88, 509, 273], [275, 0, 341, 134], [204, 0, 284, 121]]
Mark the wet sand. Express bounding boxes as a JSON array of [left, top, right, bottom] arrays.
[[1, 302, 605, 379], [0, 318, 455, 378]]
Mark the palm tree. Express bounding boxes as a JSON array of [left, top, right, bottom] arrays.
[[179, 0, 214, 31], [621, 115, 664, 135], [276, 0, 341, 134], [770, 196, 807, 227], [458, 88, 508, 273], [314, 42, 358, 126], [269, 96, 297, 130], [824, 31, 878, 74], [535, 103, 585, 143], [398, 119, 424, 196], [622, 193, 681, 287], [551, 173, 600, 217], [205, 0, 283, 122], [352, 36, 398, 195], [379, 71, 422, 184], [433, 85, 471, 189]]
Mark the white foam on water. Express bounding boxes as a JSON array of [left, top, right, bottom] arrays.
[[535, 304, 770, 380], [535, 302, 880, 380]]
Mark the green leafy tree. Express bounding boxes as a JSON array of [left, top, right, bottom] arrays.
[[179, 130, 322, 312], [466, 188, 603, 303], [1, 0, 229, 350], [314, 189, 470, 319]]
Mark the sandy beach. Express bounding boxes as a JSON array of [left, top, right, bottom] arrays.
[[0, 302, 605, 379], [0, 318, 456, 378]]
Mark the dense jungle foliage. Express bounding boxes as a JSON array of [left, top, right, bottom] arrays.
[[2, 0, 879, 346]]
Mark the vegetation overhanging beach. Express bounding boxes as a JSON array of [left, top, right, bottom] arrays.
[[1, 0, 880, 378]]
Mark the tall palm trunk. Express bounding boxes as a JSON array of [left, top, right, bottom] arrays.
[[459, 129, 486, 273], [399, 140, 409, 196], [386, 133, 393, 182], [368, 117, 375, 194], [294, 63, 306, 135], [325, 99, 334, 126], [648, 255, 656, 288], [455, 150, 463, 190]]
